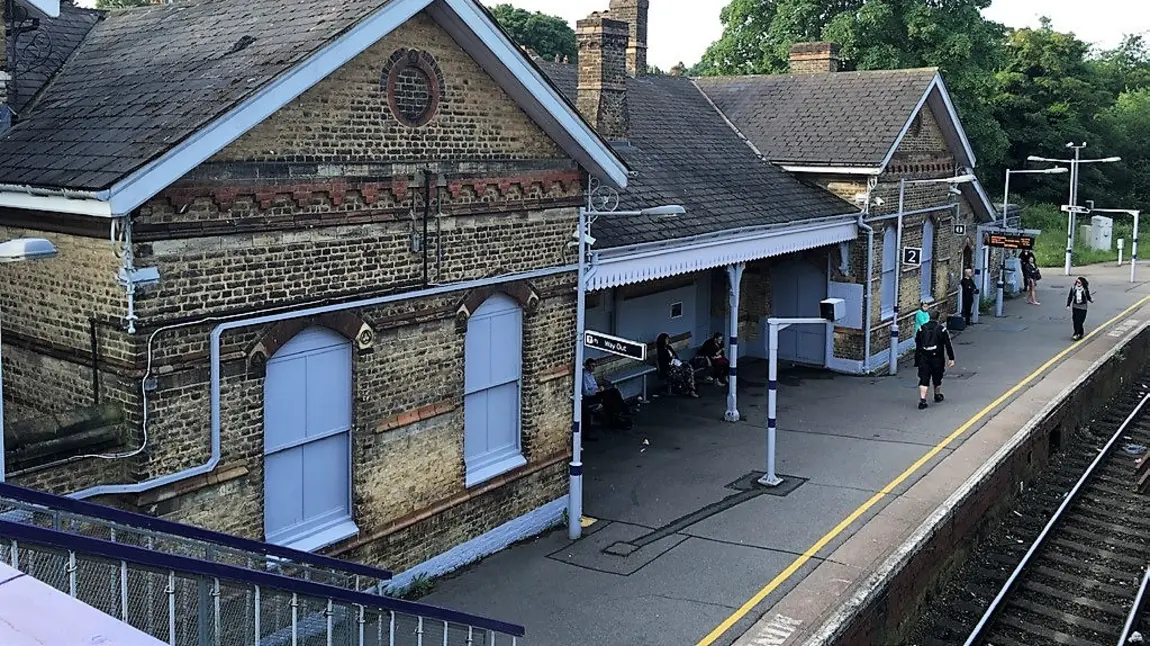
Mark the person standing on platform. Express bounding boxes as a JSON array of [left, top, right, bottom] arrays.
[[913, 301, 931, 336], [1066, 276, 1093, 341], [915, 311, 955, 410], [960, 267, 978, 326]]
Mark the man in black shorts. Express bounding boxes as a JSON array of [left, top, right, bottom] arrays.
[[915, 311, 955, 410]]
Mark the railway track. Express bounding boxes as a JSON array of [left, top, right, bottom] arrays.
[[911, 384, 1150, 646]]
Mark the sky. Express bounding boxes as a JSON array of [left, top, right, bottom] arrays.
[[69, 0, 1150, 72], [498, 0, 1150, 71]]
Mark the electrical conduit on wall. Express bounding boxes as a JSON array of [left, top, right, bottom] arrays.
[[68, 264, 576, 500]]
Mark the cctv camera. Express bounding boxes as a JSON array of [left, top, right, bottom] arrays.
[[569, 230, 596, 246], [873, 196, 885, 206], [949, 186, 962, 196]]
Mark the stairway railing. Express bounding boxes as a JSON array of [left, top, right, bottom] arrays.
[[1, 518, 524, 645], [0, 482, 390, 594]]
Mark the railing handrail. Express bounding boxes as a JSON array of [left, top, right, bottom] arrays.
[[1118, 565, 1150, 646], [0, 519, 525, 637], [0, 482, 390, 582]]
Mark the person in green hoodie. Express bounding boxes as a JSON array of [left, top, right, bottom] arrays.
[[913, 301, 931, 335]]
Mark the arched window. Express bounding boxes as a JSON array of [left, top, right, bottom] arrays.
[[921, 219, 935, 301], [881, 226, 896, 318], [463, 294, 526, 487], [263, 326, 356, 551]]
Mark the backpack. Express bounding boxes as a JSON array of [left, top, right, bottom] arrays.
[[920, 323, 943, 354]]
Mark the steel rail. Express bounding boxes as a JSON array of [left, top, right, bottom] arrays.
[[962, 392, 1150, 646], [1118, 565, 1150, 646]]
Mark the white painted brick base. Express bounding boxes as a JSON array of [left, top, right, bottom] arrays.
[[385, 496, 566, 594]]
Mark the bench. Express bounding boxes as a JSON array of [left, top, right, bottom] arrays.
[[602, 362, 659, 402]]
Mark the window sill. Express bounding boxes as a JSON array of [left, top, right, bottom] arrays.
[[274, 519, 360, 554], [465, 453, 527, 489]]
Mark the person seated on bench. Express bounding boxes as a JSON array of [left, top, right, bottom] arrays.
[[693, 332, 730, 387], [655, 333, 699, 398], [583, 358, 632, 429]]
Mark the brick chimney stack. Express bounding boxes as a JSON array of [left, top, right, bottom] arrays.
[[607, 0, 648, 77], [789, 42, 841, 74], [576, 12, 630, 142]]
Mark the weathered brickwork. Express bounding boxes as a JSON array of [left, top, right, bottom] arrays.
[[211, 12, 563, 164], [0, 7, 587, 579], [818, 103, 1001, 367]]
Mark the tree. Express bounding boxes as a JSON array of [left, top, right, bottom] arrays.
[[95, 0, 151, 7], [990, 19, 1114, 202], [489, 4, 577, 64], [693, 0, 1010, 169]]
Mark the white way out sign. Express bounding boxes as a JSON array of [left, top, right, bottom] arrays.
[[583, 330, 647, 361]]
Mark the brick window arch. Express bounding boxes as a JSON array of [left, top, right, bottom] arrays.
[[382, 48, 446, 128]]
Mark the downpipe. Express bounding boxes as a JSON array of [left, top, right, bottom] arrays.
[[68, 264, 577, 500]]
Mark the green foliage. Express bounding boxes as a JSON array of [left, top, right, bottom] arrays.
[[1021, 203, 1150, 268], [694, 0, 1009, 169], [489, 4, 577, 64]]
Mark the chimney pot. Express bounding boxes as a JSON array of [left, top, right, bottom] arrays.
[[576, 13, 630, 142], [789, 42, 841, 74]]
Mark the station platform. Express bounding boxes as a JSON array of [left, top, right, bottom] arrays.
[[423, 264, 1150, 646]]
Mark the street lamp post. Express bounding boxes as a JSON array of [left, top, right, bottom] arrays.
[[1028, 145, 1121, 276], [1092, 208, 1141, 283], [889, 174, 976, 375], [0, 238, 60, 483], [997, 167, 1068, 317], [762, 298, 844, 487], [569, 201, 685, 541]]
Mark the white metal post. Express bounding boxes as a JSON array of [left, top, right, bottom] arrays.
[[889, 179, 907, 375], [761, 320, 782, 487], [1065, 148, 1080, 276], [0, 308, 5, 483], [1119, 238, 1125, 266], [1132, 211, 1139, 283], [568, 206, 587, 541], [724, 262, 744, 422], [997, 171, 1012, 318]]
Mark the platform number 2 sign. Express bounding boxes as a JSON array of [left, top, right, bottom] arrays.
[[903, 247, 922, 267]]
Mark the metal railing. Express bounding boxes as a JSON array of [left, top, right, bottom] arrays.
[[0, 482, 391, 594], [1, 519, 524, 645]]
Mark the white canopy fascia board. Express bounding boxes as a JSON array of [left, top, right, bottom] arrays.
[[586, 218, 859, 291], [431, 0, 629, 189], [0, 188, 112, 217], [780, 165, 882, 176], [18, 0, 59, 17], [103, 0, 629, 217]]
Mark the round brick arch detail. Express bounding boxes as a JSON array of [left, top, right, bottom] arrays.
[[382, 48, 446, 128], [455, 281, 540, 332], [247, 311, 375, 378]]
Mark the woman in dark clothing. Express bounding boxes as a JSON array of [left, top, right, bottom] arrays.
[[656, 333, 699, 398], [694, 332, 730, 387], [1019, 250, 1040, 305], [1066, 276, 1093, 340]]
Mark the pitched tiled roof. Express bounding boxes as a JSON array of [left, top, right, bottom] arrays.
[[538, 61, 855, 249], [0, 0, 396, 190], [694, 69, 939, 168], [5, 2, 102, 115]]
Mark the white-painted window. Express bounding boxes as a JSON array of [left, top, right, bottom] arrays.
[[463, 294, 526, 487], [881, 227, 896, 318]]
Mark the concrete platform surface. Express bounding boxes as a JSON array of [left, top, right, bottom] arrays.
[[423, 264, 1150, 646]]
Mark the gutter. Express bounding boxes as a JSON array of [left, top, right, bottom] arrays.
[[0, 184, 114, 217], [781, 165, 884, 176]]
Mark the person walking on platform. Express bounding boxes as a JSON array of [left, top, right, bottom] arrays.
[[915, 311, 955, 410], [960, 267, 978, 326], [1066, 276, 1093, 341]]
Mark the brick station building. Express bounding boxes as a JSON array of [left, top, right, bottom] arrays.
[[0, 0, 1003, 586]]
